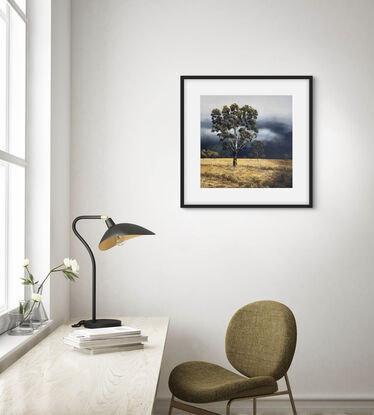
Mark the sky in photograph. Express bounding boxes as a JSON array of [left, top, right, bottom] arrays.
[[200, 95, 292, 148]]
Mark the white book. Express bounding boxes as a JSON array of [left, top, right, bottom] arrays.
[[74, 343, 144, 355], [66, 333, 146, 345], [63, 335, 148, 349], [70, 326, 141, 340], [65, 333, 147, 344]]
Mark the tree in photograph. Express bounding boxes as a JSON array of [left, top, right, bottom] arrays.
[[211, 103, 258, 167], [201, 149, 219, 158], [249, 140, 265, 168], [282, 153, 291, 169]]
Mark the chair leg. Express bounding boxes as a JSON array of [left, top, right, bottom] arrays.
[[168, 395, 174, 415], [226, 399, 233, 415], [285, 374, 297, 415], [253, 398, 256, 415]]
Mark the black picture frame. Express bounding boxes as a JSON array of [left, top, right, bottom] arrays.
[[180, 75, 313, 208]]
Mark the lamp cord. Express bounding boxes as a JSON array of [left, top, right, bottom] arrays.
[[71, 320, 86, 328]]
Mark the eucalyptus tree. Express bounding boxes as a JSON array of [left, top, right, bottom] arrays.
[[250, 140, 265, 159], [211, 103, 258, 167], [249, 140, 266, 168]]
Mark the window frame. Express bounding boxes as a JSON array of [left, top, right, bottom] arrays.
[[0, 0, 27, 315]]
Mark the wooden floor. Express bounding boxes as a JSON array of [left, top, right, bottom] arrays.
[[153, 398, 374, 415]]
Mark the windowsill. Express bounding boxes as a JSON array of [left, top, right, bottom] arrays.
[[0, 308, 13, 319], [0, 320, 56, 373]]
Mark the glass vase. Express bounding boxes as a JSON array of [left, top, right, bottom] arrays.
[[8, 301, 34, 336], [31, 284, 49, 328]]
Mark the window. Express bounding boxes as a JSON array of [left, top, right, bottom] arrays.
[[0, 0, 26, 313]]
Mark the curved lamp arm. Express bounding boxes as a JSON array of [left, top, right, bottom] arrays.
[[71, 215, 154, 329], [72, 215, 107, 322]]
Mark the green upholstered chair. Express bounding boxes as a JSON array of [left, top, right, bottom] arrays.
[[168, 301, 298, 415]]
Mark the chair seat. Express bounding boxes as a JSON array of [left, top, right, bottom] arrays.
[[168, 361, 278, 403]]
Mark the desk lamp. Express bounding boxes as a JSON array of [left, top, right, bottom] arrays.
[[72, 215, 154, 329]]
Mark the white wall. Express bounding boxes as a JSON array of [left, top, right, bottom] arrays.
[[27, 0, 71, 324], [50, 0, 71, 323], [70, 0, 374, 402], [26, 0, 51, 315]]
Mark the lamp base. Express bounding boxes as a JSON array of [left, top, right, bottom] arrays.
[[83, 319, 122, 329]]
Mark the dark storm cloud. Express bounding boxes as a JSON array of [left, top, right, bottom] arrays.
[[200, 118, 212, 130], [200, 95, 293, 158], [257, 119, 292, 139], [200, 117, 292, 143]]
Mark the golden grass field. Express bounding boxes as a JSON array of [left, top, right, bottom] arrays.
[[201, 158, 292, 188]]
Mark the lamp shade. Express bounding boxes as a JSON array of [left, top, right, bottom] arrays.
[[99, 218, 155, 251]]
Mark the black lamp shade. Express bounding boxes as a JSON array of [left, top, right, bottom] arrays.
[[71, 215, 155, 329], [99, 220, 155, 251]]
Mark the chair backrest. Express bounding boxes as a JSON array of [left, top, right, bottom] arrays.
[[225, 300, 296, 380]]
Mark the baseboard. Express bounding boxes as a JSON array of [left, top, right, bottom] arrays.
[[153, 397, 374, 415]]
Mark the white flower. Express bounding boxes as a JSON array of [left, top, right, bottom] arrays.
[[71, 259, 79, 274], [63, 258, 71, 268], [22, 258, 29, 267], [32, 293, 42, 302], [63, 257, 79, 274]]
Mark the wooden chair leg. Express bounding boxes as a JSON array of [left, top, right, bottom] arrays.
[[253, 398, 256, 415], [285, 374, 297, 415], [168, 395, 174, 415]]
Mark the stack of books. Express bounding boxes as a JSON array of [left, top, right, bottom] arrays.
[[63, 326, 147, 354]]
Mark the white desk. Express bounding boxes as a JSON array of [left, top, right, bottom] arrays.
[[0, 317, 169, 415]]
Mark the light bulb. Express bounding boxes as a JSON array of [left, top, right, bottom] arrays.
[[116, 236, 125, 246]]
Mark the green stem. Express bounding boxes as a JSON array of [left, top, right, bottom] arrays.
[[10, 263, 72, 332], [19, 264, 63, 325], [37, 263, 64, 293], [24, 265, 35, 284], [22, 301, 36, 323], [25, 265, 32, 278]]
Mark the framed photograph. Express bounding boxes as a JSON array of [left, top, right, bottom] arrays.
[[181, 76, 313, 208]]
